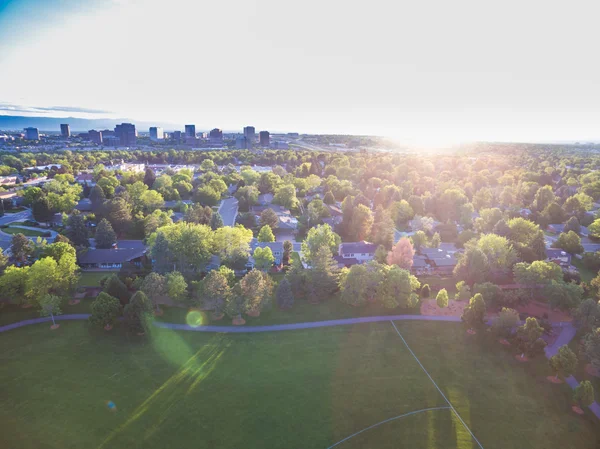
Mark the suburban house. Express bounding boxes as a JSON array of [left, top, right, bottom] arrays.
[[546, 248, 572, 269], [75, 198, 92, 213], [338, 241, 377, 263], [419, 247, 458, 274], [75, 173, 95, 185], [0, 175, 17, 186], [411, 255, 430, 275], [250, 204, 298, 236], [248, 239, 284, 267], [78, 240, 148, 270], [547, 223, 589, 237]]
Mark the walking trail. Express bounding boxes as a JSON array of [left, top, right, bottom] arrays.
[[1, 313, 598, 419]]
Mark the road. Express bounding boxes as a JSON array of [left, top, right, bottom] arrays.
[[0, 209, 33, 251], [219, 197, 239, 227]]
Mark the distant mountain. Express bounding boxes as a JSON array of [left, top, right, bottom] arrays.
[[0, 115, 182, 132]]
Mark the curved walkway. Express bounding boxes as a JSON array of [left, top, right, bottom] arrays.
[[0, 313, 463, 334], [326, 406, 451, 448]]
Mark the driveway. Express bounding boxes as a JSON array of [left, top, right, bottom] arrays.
[[219, 197, 239, 227]]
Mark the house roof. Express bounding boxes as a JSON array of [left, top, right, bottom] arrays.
[[78, 248, 146, 264], [412, 256, 428, 268], [250, 239, 284, 253], [278, 214, 298, 230], [582, 243, 600, 253], [420, 248, 447, 257], [339, 241, 377, 254], [328, 205, 343, 216], [429, 256, 457, 267], [88, 239, 147, 250], [333, 255, 359, 267], [250, 204, 291, 215], [546, 249, 571, 259]]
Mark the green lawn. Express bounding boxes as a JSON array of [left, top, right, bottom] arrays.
[[78, 271, 117, 287], [2, 207, 26, 214], [0, 320, 597, 449], [0, 300, 92, 326], [1, 227, 47, 237], [156, 297, 421, 327]]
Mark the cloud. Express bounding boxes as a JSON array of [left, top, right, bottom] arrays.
[[0, 103, 112, 115]]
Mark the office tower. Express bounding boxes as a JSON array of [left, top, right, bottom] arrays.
[[60, 124, 70, 138], [236, 136, 247, 149], [243, 126, 256, 141], [149, 127, 164, 141], [172, 131, 182, 144], [209, 128, 223, 144], [185, 124, 196, 138], [259, 131, 270, 146], [114, 123, 137, 146], [88, 129, 103, 145], [24, 127, 40, 140], [103, 136, 120, 146]]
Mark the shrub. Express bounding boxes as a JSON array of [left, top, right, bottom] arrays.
[[421, 284, 430, 298]]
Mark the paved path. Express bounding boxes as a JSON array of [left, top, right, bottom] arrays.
[[543, 323, 600, 419], [2, 312, 599, 420], [0, 208, 32, 226], [218, 197, 238, 227]]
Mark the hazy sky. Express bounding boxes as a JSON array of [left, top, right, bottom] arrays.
[[1, 0, 599, 143]]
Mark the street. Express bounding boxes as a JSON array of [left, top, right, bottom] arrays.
[[219, 197, 239, 227]]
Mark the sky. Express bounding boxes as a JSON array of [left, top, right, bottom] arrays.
[[1, 0, 599, 144]]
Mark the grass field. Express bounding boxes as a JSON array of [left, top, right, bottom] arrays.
[[77, 271, 117, 287], [1, 226, 47, 236], [572, 258, 595, 283], [1, 320, 598, 449]]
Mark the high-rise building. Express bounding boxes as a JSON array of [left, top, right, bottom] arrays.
[[114, 123, 137, 146], [185, 125, 196, 138], [259, 131, 270, 147], [243, 126, 256, 141], [24, 127, 39, 140], [88, 130, 103, 145], [172, 130, 182, 144], [149, 127, 164, 141], [209, 128, 223, 145], [103, 136, 120, 146], [236, 136, 247, 149], [60, 124, 70, 138]]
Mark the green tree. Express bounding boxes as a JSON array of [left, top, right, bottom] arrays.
[[32, 196, 53, 223], [144, 167, 156, 187], [25, 257, 59, 302], [491, 307, 519, 338], [306, 246, 340, 303], [257, 225, 275, 242], [140, 272, 167, 312], [564, 216, 581, 234], [283, 240, 293, 265], [516, 317, 547, 358], [339, 263, 381, 306], [273, 184, 298, 209], [259, 208, 279, 230], [374, 244, 388, 263], [455, 281, 471, 301], [11, 233, 34, 263], [148, 222, 215, 274], [554, 231, 584, 254], [411, 231, 428, 252], [41, 242, 75, 263], [453, 247, 490, 284], [213, 225, 253, 267], [533, 185, 555, 212], [0, 266, 30, 304], [513, 260, 563, 287], [301, 224, 341, 266], [430, 232, 441, 248], [589, 219, 600, 239], [143, 209, 173, 236], [102, 197, 132, 235], [38, 294, 63, 328], [103, 274, 131, 305], [544, 281, 583, 311], [436, 288, 449, 308], [201, 270, 231, 317], [253, 246, 275, 271], [124, 291, 153, 334], [473, 282, 502, 305], [66, 212, 89, 247], [376, 264, 420, 309], [461, 293, 486, 330], [184, 204, 212, 225], [95, 218, 117, 249], [276, 277, 294, 310], [421, 284, 430, 298], [89, 184, 106, 213], [584, 328, 600, 372], [574, 299, 600, 332], [349, 204, 374, 241], [573, 381, 595, 408], [210, 211, 224, 230], [89, 292, 121, 328], [473, 234, 517, 274], [242, 269, 273, 315], [166, 271, 188, 301], [549, 345, 578, 380], [0, 248, 7, 274]]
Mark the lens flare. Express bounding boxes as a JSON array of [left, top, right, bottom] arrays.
[[185, 310, 205, 328]]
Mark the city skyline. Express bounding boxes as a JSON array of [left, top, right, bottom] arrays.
[[1, 0, 600, 145]]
